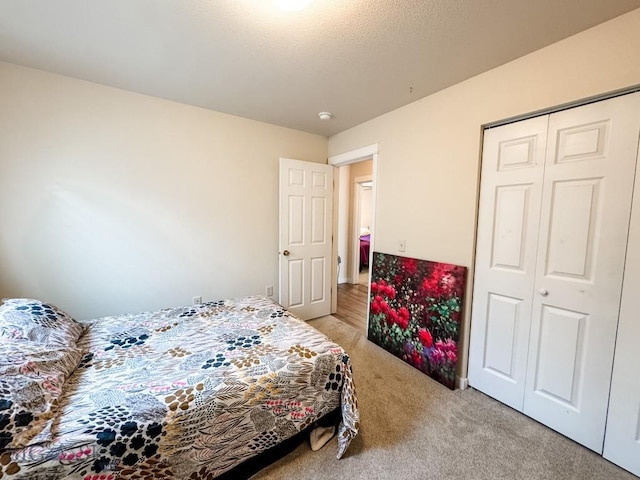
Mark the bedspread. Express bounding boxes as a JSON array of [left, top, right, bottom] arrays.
[[359, 234, 371, 269], [2, 296, 359, 479]]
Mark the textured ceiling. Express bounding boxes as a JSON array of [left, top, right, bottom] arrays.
[[1, 0, 640, 136]]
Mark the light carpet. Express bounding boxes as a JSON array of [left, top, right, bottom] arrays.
[[251, 315, 634, 480]]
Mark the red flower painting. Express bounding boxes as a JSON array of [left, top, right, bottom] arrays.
[[367, 252, 466, 389], [418, 328, 433, 348]]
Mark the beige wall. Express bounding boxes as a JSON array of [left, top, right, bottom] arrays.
[[336, 165, 351, 284], [328, 8, 640, 379], [360, 188, 372, 233], [0, 62, 327, 320]]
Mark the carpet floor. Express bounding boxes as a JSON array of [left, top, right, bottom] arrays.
[[251, 315, 635, 480]]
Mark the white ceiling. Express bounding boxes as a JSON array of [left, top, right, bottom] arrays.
[[2, 1, 640, 137]]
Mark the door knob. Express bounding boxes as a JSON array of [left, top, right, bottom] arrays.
[[283, 250, 290, 256], [539, 288, 548, 296]]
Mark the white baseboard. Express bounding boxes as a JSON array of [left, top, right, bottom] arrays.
[[456, 376, 469, 390], [338, 276, 348, 284]]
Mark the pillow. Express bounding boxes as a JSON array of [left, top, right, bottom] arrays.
[[0, 299, 86, 347], [0, 342, 83, 449]]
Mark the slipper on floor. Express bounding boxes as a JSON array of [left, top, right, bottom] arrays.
[[309, 425, 336, 451]]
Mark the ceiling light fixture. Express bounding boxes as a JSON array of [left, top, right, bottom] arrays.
[[318, 112, 333, 120], [275, 0, 312, 11]]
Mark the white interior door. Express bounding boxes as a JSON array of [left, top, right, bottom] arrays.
[[468, 115, 548, 409], [603, 137, 640, 476], [523, 94, 640, 452], [279, 158, 334, 320]]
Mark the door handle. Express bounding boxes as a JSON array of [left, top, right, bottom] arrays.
[[283, 250, 290, 256], [539, 288, 548, 296]]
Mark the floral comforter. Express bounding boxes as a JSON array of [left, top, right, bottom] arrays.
[[3, 296, 359, 479]]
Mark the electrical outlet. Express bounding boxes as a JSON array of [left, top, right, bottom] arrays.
[[398, 240, 406, 252], [192, 296, 202, 305], [266, 286, 274, 297]]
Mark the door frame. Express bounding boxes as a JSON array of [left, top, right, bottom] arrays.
[[328, 143, 379, 314]]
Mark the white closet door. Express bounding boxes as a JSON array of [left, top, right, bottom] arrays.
[[468, 116, 548, 410], [602, 138, 640, 476], [523, 93, 640, 452]]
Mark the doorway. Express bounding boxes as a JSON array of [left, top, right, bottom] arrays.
[[329, 144, 379, 334]]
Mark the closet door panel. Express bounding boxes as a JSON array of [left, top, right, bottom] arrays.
[[468, 116, 548, 410], [603, 138, 640, 477], [523, 93, 640, 453]]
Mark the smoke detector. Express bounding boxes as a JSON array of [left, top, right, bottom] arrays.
[[318, 112, 333, 120]]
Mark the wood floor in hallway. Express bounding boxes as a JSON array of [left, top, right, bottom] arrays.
[[335, 282, 369, 334]]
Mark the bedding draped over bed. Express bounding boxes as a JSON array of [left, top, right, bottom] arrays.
[[2, 296, 359, 479]]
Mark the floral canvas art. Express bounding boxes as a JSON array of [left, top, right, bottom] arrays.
[[367, 252, 467, 389]]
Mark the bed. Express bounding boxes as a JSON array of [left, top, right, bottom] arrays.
[[0, 296, 359, 479], [359, 233, 371, 271]]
